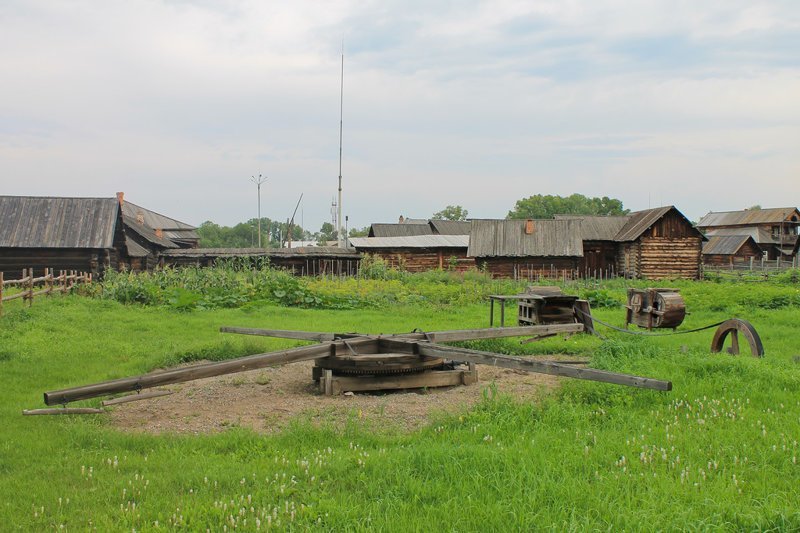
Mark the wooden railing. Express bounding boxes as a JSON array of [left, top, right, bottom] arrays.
[[0, 268, 92, 316]]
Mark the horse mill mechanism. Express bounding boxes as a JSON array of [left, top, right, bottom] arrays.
[[512, 285, 763, 358], [625, 288, 686, 330], [34, 323, 672, 413]]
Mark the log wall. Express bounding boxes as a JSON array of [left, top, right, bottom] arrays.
[[479, 256, 579, 280], [0, 248, 118, 279]]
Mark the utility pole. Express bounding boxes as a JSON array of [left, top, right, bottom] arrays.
[[337, 46, 344, 247], [251, 174, 268, 247]]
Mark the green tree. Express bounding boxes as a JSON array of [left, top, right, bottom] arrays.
[[507, 194, 628, 219], [197, 218, 309, 248], [349, 226, 369, 238], [315, 222, 338, 245], [432, 205, 469, 221]]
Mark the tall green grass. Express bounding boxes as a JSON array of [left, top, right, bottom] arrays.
[[1, 269, 799, 529]]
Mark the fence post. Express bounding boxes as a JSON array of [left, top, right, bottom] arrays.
[[27, 268, 34, 307], [0, 271, 3, 317]]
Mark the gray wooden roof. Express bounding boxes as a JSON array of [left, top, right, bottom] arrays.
[[702, 235, 760, 255], [122, 201, 198, 242], [615, 206, 691, 242], [553, 214, 630, 241], [123, 216, 179, 249], [0, 196, 119, 248], [697, 207, 800, 228], [468, 219, 583, 257], [429, 219, 471, 235], [350, 235, 469, 249], [161, 246, 360, 259], [369, 223, 434, 237], [703, 226, 772, 244]]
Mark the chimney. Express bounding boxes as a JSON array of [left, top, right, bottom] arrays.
[[398, 215, 405, 223], [525, 220, 535, 235], [136, 212, 145, 225], [155, 228, 163, 239], [116, 192, 125, 207]]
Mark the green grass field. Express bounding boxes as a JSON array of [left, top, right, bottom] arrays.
[[1, 269, 799, 530]]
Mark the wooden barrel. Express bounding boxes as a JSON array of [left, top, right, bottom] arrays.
[[651, 291, 686, 328]]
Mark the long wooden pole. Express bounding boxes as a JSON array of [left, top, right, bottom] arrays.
[[44, 342, 337, 405], [220, 324, 585, 343], [415, 343, 672, 391]]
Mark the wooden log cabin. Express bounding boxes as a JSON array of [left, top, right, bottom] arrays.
[[561, 206, 704, 280], [614, 206, 704, 280], [702, 235, 763, 267], [349, 235, 471, 272], [467, 219, 583, 279]]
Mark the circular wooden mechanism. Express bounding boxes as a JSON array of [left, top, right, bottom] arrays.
[[710, 319, 764, 357], [626, 288, 686, 330]]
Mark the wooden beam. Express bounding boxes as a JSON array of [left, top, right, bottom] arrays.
[[23, 408, 105, 416], [101, 390, 174, 406], [398, 324, 585, 342], [219, 326, 336, 341], [43, 341, 337, 405], [416, 343, 672, 391]]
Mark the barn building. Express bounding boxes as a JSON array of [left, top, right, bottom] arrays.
[[697, 207, 800, 260], [0, 196, 126, 278], [0, 194, 199, 277], [467, 219, 583, 279], [702, 235, 763, 267]]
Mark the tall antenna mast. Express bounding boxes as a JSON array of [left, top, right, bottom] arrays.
[[337, 43, 345, 247]]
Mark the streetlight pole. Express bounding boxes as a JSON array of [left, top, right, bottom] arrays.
[[251, 174, 268, 247]]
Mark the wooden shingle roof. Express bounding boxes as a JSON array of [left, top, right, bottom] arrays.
[[697, 207, 800, 228], [702, 235, 760, 256], [468, 219, 583, 257], [553, 214, 630, 241], [0, 196, 119, 248]]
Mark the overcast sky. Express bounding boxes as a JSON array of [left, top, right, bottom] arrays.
[[1, 1, 798, 232]]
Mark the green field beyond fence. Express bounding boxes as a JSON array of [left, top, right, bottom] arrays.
[[1, 266, 800, 530]]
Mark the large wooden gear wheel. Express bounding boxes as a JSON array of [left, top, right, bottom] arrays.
[[710, 319, 764, 357]]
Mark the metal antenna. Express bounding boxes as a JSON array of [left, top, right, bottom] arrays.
[[251, 174, 268, 247], [337, 42, 344, 247]]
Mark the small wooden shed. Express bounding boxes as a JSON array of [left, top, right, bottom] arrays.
[[467, 219, 583, 279], [702, 235, 762, 267]]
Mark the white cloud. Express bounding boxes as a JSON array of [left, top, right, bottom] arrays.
[[0, 0, 798, 231]]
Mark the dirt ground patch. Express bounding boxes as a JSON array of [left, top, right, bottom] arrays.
[[109, 359, 576, 435]]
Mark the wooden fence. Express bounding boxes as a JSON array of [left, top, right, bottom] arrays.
[[0, 268, 92, 316]]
